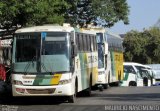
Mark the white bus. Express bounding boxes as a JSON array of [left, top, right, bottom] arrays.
[[147, 64, 160, 83], [11, 24, 98, 103], [81, 28, 124, 89], [122, 62, 155, 86], [121, 62, 143, 86], [136, 65, 156, 86]]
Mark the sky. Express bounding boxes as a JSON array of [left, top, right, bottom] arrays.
[[109, 0, 160, 34]]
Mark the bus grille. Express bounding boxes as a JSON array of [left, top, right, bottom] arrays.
[[26, 89, 55, 94]]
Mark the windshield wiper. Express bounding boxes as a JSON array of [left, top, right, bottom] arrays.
[[24, 56, 36, 75], [40, 62, 51, 75]]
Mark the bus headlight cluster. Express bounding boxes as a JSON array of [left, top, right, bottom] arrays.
[[98, 71, 105, 75], [13, 80, 23, 85], [59, 79, 72, 85]]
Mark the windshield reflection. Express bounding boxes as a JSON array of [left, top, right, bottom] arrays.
[[16, 35, 39, 62], [41, 32, 70, 73], [13, 32, 70, 74]]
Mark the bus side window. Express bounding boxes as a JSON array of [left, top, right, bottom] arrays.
[[76, 33, 80, 52], [90, 36, 94, 52], [87, 35, 90, 52], [85, 35, 89, 52], [79, 34, 83, 52], [124, 65, 136, 74], [89, 36, 92, 51], [83, 34, 87, 52], [105, 55, 107, 69], [94, 36, 97, 51]]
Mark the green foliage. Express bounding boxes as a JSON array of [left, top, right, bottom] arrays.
[[92, 0, 129, 27], [65, 0, 94, 27], [123, 27, 160, 64], [0, 0, 129, 32], [0, 0, 69, 31], [65, 0, 129, 27]]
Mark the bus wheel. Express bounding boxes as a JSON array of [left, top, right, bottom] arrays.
[[68, 82, 77, 103], [68, 94, 76, 103], [129, 81, 137, 86], [134, 82, 137, 86], [85, 76, 92, 96], [98, 85, 104, 91], [103, 84, 108, 89], [0, 81, 5, 94]]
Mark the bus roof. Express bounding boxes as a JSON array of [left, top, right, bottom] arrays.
[[124, 62, 151, 69], [15, 24, 74, 33], [78, 28, 97, 35], [81, 27, 106, 34], [107, 31, 122, 40], [80, 27, 122, 40]]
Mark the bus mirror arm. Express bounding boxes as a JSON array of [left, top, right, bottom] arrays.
[[70, 58, 75, 73], [70, 65, 74, 73], [72, 44, 78, 57]]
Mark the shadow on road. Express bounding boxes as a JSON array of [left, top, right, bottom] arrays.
[[0, 91, 95, 105], [97, 93, 160, 102], [1, 87, 160, 105], [0, 95, 69, 105]]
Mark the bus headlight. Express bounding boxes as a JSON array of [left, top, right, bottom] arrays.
[[59, 79, 72, 85], [13, 80, 23, 85]]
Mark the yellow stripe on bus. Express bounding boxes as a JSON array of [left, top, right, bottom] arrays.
[[114, 52, 124, 81], [50, 74, 62, 85]]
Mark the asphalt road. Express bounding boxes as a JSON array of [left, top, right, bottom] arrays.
[[0, 86, 160, 111]]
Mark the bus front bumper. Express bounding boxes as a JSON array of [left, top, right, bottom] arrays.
[[12, 83, 74, 96], [96, 74, 106, 84]]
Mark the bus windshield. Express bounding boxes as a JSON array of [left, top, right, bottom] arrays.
[[13, 32, 70, 74], [41, 32, 70, 73], [15, 35, 38, 62]]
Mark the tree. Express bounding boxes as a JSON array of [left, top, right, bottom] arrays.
[[123, 30, 148, 63], [145, 27, 160, 63], [0, 0, 130, 33], [123, 27, 160, 64], [65, 0, 129, 27], [92, 0, 129, 27], [65, 0, 94, 27], [0, 0, 69, 32]]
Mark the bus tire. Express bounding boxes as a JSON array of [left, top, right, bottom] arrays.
[[68, 94, 76, 103], [106, 74, 110, 88], [68, 80, 77, 103], [129, 81, 137, 86], [103, 84, 108, 89], [98, 85, 104, 91], [0, 81, 5, 94], [85, 75, 92, 96], [134, 82, 137, 86]]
